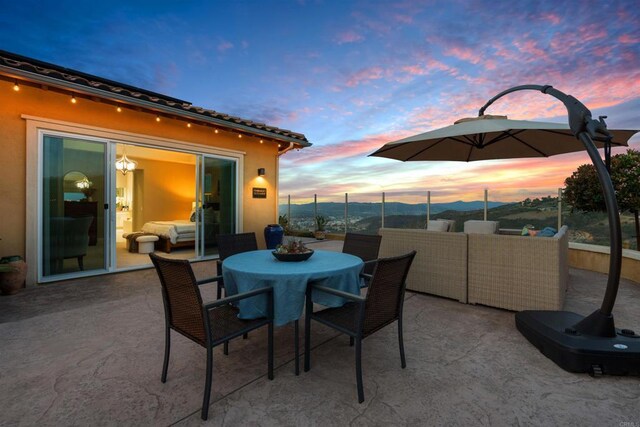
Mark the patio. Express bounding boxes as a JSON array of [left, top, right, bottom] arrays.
[[1, 239, 638, 426]]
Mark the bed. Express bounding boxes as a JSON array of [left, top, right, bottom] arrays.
[[141, 220, 196, 253]]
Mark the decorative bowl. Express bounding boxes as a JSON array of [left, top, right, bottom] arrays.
[[272, 249, 314, 262]]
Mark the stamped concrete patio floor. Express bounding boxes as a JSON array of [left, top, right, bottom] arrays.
[[1, 240, 638, 426]]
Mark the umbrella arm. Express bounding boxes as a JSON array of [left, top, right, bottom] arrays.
[[479, 84, 622, 335]]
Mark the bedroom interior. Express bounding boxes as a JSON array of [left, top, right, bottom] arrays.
[[115, 144, 197, 269], [113, 143, 237, 269]]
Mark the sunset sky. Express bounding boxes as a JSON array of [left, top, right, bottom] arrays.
[[2, 0, 638, 203]]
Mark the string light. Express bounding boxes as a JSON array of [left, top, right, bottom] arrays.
[[13, 82, 19, 91], [50, 91, 276, 146]]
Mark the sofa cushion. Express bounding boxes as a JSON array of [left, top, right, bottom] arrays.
[[427, 220, 449, 232], [554, 225, 569, 239], [464, 220, 499, 234]]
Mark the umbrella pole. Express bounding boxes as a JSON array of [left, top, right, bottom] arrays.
[[481, 84, 638, 376]]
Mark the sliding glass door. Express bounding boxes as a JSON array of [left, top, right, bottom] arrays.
[[199, 156, 237, 257], [39, 132, 239, 281], [41, 134, 107, 279]]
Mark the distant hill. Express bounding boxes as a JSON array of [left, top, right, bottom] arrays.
[[278, 200, 508, 218], [279, 195, 637, 250]]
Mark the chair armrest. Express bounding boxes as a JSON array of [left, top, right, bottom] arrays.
[[196, 275, 222, 286], [359, 272, 372, 281], [309, 283, 365, 303], [203, 286, 273, 310], [362, 259, 376, 268]]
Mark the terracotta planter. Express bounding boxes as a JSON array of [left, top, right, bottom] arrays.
[[314, 230, 326, 240], [0, 260, 27, 295]]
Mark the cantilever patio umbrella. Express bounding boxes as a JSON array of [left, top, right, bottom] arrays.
[[370, 114, 635, 162], [370, 84, 640, 377]]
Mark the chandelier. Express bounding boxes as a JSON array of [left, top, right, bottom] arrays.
[[115, 148, 137, 175], [75, 177, 92, 189]]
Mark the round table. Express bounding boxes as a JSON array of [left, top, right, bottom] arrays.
[[222, 249, 364, 326]]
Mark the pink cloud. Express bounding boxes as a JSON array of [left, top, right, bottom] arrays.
[[217, 41, 233, 52], [283, 132, 413, 166], [550, 24, 608, 56], [540, 13, 561, 25], [335, 30, 364, 44], [513, 39, 547, 60], [345, 66, 385, 87], [444, 45, 482, 64], [402, 65, 427, 76], [350, 11, 393, 35], [402, 59, 459, 79], [619, 34, 640, 44], [441, 43, 497, 70], [394, 14, 413, 24]]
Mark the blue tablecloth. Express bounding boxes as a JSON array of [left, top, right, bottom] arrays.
[[222, 250, 364, 326]]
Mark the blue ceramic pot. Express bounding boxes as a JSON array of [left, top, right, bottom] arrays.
[[264, 224, 284, 249]]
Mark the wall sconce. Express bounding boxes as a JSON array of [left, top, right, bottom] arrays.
[[258, 168, 265, 176]]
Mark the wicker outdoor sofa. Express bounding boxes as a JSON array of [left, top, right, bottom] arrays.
[[467, 225, 569, 311], [378, 225, 569, 311], [379, 228, 468, 303]]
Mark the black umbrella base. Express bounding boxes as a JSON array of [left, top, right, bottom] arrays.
[[515, 310, 640, 376]]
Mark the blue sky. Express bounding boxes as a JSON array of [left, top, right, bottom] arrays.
[[2, 0, 639, 202]]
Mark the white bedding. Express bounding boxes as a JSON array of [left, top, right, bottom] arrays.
[[141, 220, 195, 244]]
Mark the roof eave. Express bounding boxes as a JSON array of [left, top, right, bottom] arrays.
[[0, 64, 312, 148]]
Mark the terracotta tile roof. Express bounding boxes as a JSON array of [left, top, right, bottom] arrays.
[[0, 50, 310, 147]]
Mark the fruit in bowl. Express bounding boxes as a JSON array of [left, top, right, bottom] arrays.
[[273, 239, 314, 261], [274, 239, 311, 254]]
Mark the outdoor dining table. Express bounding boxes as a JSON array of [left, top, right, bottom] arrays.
[[221, 249, 364, 327]]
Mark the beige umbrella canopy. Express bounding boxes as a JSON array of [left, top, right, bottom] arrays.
[[370, 115, 637, 162]]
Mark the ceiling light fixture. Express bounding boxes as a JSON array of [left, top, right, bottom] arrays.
[[116, 106, 122, 113], [238, 134, 242, 138], [71, 94, 77, 104], [156, 115, 161, 122], [115, 147, 138, 175], [75, 177, 92, 189], [187, 123, 192, 128], [13, 82, 19, 91], [214, 129, 219, 134]]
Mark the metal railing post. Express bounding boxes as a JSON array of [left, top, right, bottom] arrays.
[[313, 194, 318, 234], [344, 193, 348, 234], [381, 192, 385, 229], [287, 195, 291, 230], [557, 188, 562, 230], [484, 188, 488, 220], [427, 191, 431, 223]]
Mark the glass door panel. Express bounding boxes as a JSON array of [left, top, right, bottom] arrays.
[[202, 156, 237, 257], [42, 135, 107, 278]]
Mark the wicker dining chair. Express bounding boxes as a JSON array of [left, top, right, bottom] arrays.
[[149, 253, 273, 420], [342, 232, 382, 284], [304, 250, 416, 403], [216, 232, 259, 299]]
